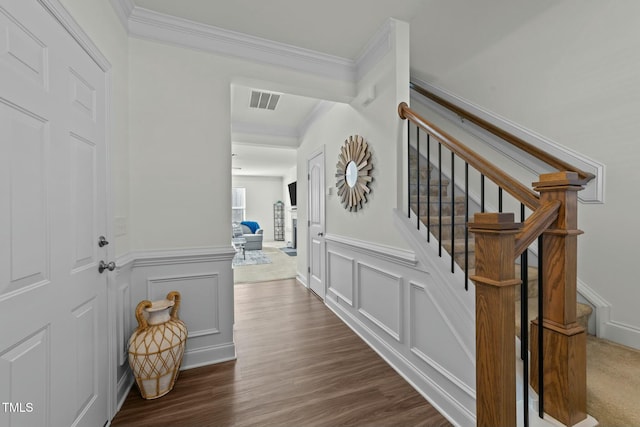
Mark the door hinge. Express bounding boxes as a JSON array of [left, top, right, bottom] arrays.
[[308, 266, 311, 273], [308, 174, 310, 180], [308, 220, 311, 227]]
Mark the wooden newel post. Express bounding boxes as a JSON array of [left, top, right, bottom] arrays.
[[469, 212, 522, 427], [530, 172, 587, 426]]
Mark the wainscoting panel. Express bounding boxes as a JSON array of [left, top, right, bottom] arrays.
[[357, 262, 402, 342], [324, 234, 476, 427], [327, 250, 355, 306], [112, 247, 235, 408], [409, 281, 475, 388], [147, 273, 220, 338]]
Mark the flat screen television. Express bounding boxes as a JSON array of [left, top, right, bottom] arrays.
[[287, 181, 297, 207]]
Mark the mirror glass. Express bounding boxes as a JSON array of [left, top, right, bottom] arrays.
[[345, 161, 358, 188]]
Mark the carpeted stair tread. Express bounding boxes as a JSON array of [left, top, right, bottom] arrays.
[[515, 297, 592, 337]]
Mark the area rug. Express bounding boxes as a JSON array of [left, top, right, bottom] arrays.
[[280, 247, 297, 256], [234, 247, 296, 284], [232, 250, 272, 267]]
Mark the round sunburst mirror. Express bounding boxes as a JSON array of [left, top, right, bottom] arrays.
[[335, 135, 373, 211]]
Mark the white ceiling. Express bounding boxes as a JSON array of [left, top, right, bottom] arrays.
[[129, 0, 426, 177], [132, 0, 426, 60]]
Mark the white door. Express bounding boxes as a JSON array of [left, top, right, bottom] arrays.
[[0, 1, 109, 426], [308, 150, 325, 299]]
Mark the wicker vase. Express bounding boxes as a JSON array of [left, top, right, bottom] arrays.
[[128, 291, 188, 399]]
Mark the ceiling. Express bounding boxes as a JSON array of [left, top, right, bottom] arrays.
[[129, 0, 427, 177], [132, 0, 426, 59]]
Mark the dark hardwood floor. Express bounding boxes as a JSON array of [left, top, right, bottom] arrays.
[[111, 279, 452, 427]]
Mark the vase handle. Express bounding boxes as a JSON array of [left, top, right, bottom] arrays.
[[134, 300, 152, 331], [167, 291, 181, 320]]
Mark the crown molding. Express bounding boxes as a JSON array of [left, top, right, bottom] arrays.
[[108, 0, 134, 32], [355, 18, 393, 81], [109, 0, 394, 83]]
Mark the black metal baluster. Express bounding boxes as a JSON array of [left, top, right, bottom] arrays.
[[538, 235, 544, 418], [498, 187, 503, 213], [438, 143, 443, 257], [426, 134, 431, 242], [451, 152, 455, 273], [480, 174, 485, 213], [416, 128, 420, 230], [520, 204, 529, 426], [464, 162, 469, 290]]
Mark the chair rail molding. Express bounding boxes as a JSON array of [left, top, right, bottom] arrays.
[[410, 77, 605, 203]]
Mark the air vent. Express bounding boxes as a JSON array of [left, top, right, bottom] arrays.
[[249, 90, 280, 110]]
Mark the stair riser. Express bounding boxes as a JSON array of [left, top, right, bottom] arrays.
[[409, 183, 449, 198], [411, 202, 466, 217]]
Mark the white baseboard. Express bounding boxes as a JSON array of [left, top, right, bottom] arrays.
[[116, 371, 134, 414], [181, 343, 237, 370], [296, 271, 308, 287], [578, 279, 640, 350]]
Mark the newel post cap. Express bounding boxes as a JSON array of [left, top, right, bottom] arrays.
[[468, 212, 522, 232]]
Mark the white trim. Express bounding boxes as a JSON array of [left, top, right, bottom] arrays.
[[354, 18, 393, 81], [38, 0, 111, 71], [108, 0, 395, 83], [181, 343, 237, 370], [131, 246, 236, 267], [115, 370, 134, 414], [356, 261, 403, 342], [107, 0, 133, 32], [324, 234, 418, 269], [410, 77, 605, 204], [126, 5, 353, 81], [578, 278, 640, 350]]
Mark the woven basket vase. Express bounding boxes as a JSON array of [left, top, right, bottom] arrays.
[[128, 291, 188, 399]]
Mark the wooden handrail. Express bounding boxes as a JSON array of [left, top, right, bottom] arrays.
[[513, 200, 561, 257], [399, 102, 541, 211], [410, 82, 595, 184]]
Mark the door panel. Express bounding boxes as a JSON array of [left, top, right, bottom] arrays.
[[308, 151, 325, 298], [0, 1, 108, 426]]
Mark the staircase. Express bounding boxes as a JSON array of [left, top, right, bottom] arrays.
[[408, 158, 593, 334]]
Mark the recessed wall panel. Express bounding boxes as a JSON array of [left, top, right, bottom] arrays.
[[69, 69, 95, 120], [72, 299, 97, 420], [358, 263, 402, 341], [327, 250, 354, 305], [117, 283, 131, 366], [0, 7, 47, 88], [71, 133, 96, 270], [0, 327, 50, 426], [2, 103, 48, 297], [409, 282, 474, 386], [148, 274, 220, 338], [311, 240, 322, 278]]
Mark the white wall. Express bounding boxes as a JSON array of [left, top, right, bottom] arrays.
[[410, 0, 640, 348], [232, 175, 284, 241], [296, 19, 411, 279], [60, 0, 130, 256], [128, 38, 357, 251]]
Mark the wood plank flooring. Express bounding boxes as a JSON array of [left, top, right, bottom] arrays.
[[111, 279, 452, 427]]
